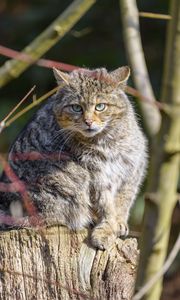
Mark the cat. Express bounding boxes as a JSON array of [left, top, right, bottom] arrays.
[[0, 66, 147, 250]]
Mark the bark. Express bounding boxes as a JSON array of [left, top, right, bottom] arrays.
[[0, 0, 96, 88], [136, 1, 180, 299], [119, 0, 161, 136], [0, 226, 139, 300]]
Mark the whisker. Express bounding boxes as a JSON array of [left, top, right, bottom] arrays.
[[58, 131, 74, 162]]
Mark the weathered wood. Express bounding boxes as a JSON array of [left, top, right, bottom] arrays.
[[0, 226, 139, 300]]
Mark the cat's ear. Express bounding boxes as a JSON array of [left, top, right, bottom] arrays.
[[53, 68, 70, 85], [110, 66, 130, 87]]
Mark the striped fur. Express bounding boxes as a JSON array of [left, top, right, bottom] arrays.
[[0, 67, 147, 249]]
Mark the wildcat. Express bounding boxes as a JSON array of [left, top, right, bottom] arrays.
[[0, 66, 147, 250]]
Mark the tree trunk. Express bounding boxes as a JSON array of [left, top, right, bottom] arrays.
[[119, 0, 161, 136], [0, 226, 139, 300], [136, 1, 180, 299]]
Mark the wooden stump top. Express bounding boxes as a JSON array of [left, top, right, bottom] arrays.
[[0, 226, 139, 300]]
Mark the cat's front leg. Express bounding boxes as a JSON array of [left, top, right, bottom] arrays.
[[91, 190, 119, 250], [115, 173, 144, 238]]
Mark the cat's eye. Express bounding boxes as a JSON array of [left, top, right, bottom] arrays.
[[95, 103, 106, 112], [71, 104, 83, 113]]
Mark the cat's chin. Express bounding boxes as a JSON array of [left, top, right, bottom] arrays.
[[79, 128, 103, 138]]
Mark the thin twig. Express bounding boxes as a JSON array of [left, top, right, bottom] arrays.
[[0, 152, 70, 193], [0, 45, 77, 71], [0, 85, 36, 130], [0, 45, 78, 71], [133, 233, 180, 300], [70, 27, 92, 37], [125, 86, 167, 111], [5, 86, 60, 128], [139, 12, 171, 20], [0, 121, 5, 134], [0, 181, 23, 193], [0, 154, 39, 223]]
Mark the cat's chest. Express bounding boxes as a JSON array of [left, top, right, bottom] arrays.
[[93, 158, 124, 189], [78, 144, 133, 191]]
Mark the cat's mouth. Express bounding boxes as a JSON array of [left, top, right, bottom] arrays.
[[81, 127, 103, 137], [85, 128, 97, 132]]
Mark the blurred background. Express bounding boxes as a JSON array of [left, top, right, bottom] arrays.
[[0, 1, 179, 299]]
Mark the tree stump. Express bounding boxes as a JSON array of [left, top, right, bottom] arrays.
[[0, 226, 139, 300]]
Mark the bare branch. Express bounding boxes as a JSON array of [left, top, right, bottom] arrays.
[[0, 45, 78, 71], [125, 86, 167, 111], [5, 86, 60, 128], [0, 86, 36, 133], [0, 155, 39, 223], [139, 12, 171, 20], [119, 0, 161, 136], [136, 1, 180, 299], [0, 0, 96, 88], [133, 233, 180, 300]]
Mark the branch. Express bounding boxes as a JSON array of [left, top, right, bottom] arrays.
[[139, 12, 171, 20], [119, 0, 161, 136], [133, 233, 180, 300], [0, 154, 38, 221], [125, 86, 167, 111], [0, 45, 78, 71], [0, 86, 36, 133], [4, 86, 60, 128], [136, 1, 180, 299], [0, 0, 96, 88]]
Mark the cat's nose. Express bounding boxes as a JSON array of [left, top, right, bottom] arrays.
[[85, 119, 93, 127]]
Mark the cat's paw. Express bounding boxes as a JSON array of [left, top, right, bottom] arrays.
[[91, 222, 116, 250], [117, 220, 129, 237]]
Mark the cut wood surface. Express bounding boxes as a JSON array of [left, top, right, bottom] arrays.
[[0, 226, 139, 300]]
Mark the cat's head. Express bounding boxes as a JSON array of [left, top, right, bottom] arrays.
[[53, 66, 130, 138]]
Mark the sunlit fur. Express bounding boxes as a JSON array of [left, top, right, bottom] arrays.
[[54, 68, 128, 139], [0, 67, 148, 250]]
